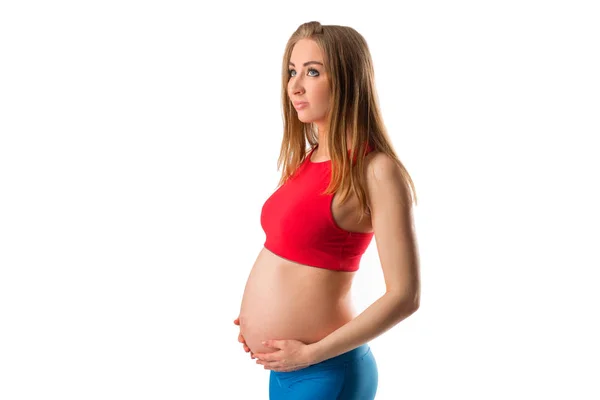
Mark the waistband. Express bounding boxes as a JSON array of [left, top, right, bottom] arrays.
[[272, 343, 371, 375], [321, 343, 371, 366]]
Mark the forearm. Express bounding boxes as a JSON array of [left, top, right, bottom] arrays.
[[309, 291, 418, 363]]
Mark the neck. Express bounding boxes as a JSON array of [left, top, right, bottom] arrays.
[[314, 125, 356, 156]]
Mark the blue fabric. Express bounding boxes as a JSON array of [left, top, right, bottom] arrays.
[[269, 343, 378, 399]]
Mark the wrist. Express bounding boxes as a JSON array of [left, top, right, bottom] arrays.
[[307, 340, 326, 365]]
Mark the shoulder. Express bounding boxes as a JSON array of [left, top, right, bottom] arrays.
[[364, 150, 411, 205], [364, 150, 402, 182]]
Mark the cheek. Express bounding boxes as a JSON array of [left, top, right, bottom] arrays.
[[313, 83, 330, 106]]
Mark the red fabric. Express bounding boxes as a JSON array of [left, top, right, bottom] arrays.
[[260, 145, 374, 272]]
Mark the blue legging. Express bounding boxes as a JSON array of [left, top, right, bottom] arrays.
[[269, 343, 378, 399]]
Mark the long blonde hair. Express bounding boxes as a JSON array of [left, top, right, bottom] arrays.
[[277, 21, 417, 218]]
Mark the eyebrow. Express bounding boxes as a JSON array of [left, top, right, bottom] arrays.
[[288, 61, 324, 67]]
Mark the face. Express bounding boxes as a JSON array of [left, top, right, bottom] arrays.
[[288, 39, 330, 128]]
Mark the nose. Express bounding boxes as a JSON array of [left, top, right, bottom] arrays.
[[290, 75, 305, 96]]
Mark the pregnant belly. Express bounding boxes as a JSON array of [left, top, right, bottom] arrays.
[[239, 248, 355, 355]]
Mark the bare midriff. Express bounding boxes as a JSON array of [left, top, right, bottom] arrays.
[[238, 247, 357, 355]]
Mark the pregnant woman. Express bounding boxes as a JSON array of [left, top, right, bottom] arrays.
[[234, 21, 421, 399]]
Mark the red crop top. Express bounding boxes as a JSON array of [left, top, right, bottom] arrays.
[[260, 145, 375, 272]]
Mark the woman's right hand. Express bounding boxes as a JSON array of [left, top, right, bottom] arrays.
[[234, 317, 255, 359]]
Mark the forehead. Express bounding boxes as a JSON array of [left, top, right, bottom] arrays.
[[290, 39, 324, 63]]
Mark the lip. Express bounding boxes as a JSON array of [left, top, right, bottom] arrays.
[[293, 101, 309, 109]]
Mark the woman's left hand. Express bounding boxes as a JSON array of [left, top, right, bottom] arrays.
[[253, 339, 317, 372]]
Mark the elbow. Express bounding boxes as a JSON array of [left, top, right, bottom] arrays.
[[411, 288, 420, 313], [411, 289, 420, 312], [396, 298, 419, 321], [411, 298, 420, 313], [406, 281, 421, 313], [406, 295, 420, 315], [388, 289, 420, 316], [386, 276, 420, 315]]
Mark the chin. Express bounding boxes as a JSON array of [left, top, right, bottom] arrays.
[[297, 115, 314, 123]]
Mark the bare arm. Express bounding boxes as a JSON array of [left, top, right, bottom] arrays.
[[308, 152, 421, 363]]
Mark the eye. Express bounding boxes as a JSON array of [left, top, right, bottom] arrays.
[[288, 68, 320, 78]]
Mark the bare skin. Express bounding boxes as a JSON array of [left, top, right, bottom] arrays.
[[237, 163, 374, 356], [235, 38, 374, 358]]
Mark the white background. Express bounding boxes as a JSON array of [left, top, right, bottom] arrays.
[[1, 1, 599, 399]]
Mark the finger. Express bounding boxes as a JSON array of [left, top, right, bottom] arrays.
[[244, 344, 250, 352], [257, 360, 282, 369], [262, 340, 282, 349], [261, 362, 307, 373], [254, 353, 277, 362], [234, 318, 239, 325]]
